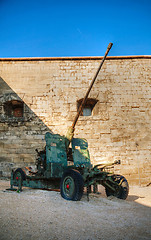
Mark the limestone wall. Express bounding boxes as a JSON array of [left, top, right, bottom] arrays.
[[0, 56, 151, 185]]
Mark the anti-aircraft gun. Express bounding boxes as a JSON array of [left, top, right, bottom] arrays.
[[9, 43, 129, 201]]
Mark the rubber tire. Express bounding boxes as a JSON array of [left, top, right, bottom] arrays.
[[105, 174, 129, 200], [60, 169, 84, 201], [13, 168, 26, 181]]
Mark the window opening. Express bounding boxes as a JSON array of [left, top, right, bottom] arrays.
[[4, 100, 23, 118], [77, 98, 98, 116]]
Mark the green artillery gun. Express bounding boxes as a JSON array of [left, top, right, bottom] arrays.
[[9, 43, 129, 201]]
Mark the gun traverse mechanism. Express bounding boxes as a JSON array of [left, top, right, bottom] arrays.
[[9, 43, 129, 201]]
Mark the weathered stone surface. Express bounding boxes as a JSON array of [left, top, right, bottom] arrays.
[[0, 56, 151, 185]]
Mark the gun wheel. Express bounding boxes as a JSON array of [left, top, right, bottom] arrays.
[[60, 169, 84, 201], [105, 174, 129, 200], [13, 168, 26, 191]]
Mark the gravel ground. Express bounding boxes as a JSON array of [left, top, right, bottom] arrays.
[[0, 180, 151, 240]]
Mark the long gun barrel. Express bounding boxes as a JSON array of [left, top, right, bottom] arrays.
[[66, 43, 113, 143]]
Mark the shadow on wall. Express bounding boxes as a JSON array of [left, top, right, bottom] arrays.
[[0, 77, 53, 177]]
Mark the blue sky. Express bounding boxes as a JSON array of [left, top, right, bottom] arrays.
[[0, 0, 151, 57]]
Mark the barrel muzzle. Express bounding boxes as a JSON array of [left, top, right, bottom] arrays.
[[107, 42, 113, 51]]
